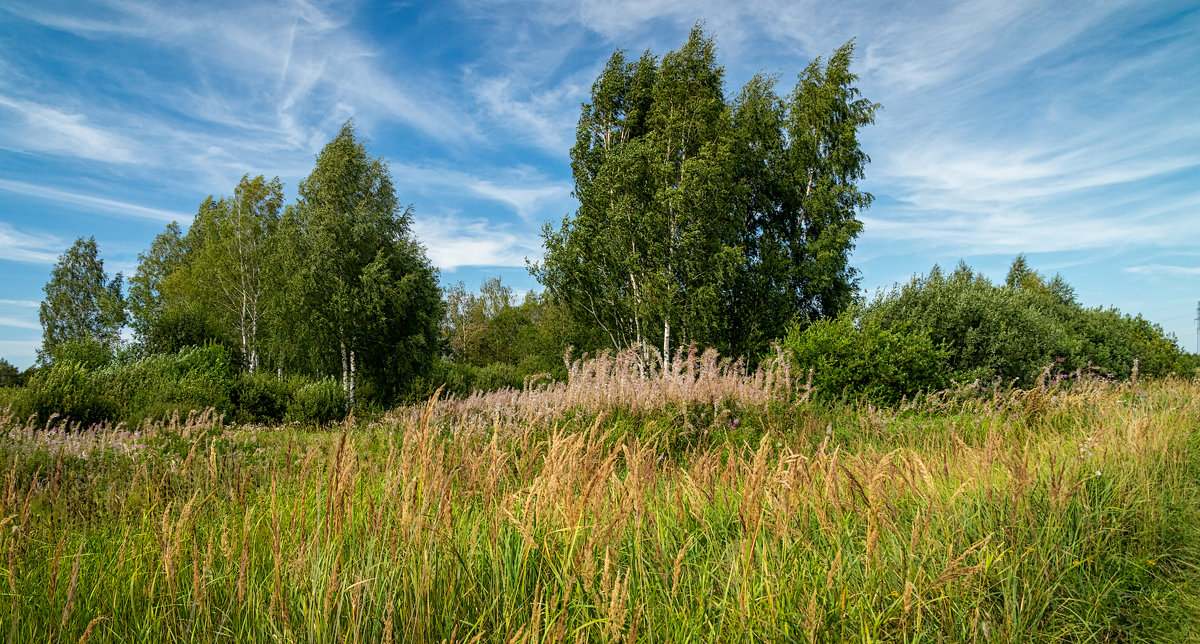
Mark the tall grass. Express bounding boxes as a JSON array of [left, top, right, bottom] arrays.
[[1, 350, 1198, 642]]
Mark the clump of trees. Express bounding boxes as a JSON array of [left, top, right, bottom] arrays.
[[2, 121, 442, 425], [534, 27, 878, 365], [1, 28, 1193, 424]]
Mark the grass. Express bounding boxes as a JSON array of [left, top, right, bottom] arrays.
[[1, 348, 1199, 642]]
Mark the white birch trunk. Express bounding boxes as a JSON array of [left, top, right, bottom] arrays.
[[348, 348, 356, 409], [663, 318, 671, 373]]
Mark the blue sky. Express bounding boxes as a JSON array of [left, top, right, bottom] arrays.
[[1, 0, 1198, 369]]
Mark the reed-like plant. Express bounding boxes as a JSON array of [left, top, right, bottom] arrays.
[[0, 356, 1197, 642]]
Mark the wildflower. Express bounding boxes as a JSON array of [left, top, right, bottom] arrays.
[[1094, 470, 1102, 477], [1148, 559, 1156, 566]]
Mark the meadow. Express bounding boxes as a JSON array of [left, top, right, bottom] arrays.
[[2, 349, 1199, 642]]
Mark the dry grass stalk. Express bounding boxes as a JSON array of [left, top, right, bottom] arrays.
[[59, 540, 84, 633]]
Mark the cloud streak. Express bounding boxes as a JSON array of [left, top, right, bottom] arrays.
[[0, 222, 62, 264], [0, 179, 191, 223]]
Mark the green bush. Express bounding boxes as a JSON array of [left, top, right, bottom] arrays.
[[782, 312, 950, 403], [46, 337, 115, 370], [101, 344, 236, 424], [855, 260, 1189, 388], [286, 378, 346, 425], [233, 372, 294, 424], [25, 361, 114, 425], [473, 362, 523, 392], [866, 265, 1075, 385], [1068, 307, 1183, 379], [0, 386, 33, 420]]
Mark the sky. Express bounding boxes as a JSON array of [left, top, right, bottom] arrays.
[[1, 0, 1198, 369]]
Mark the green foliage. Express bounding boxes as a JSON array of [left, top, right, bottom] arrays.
[[38, 236, 126, 361], [536, 27, 877, 360], [863, 259, 1188, 387], [44, 336, 115, 370], [25, 360, 114, 425], [128, 221, 190, 352], [782, 311, 950, 403], [100, 344, 237, 424], [233, 372, 293, 424], [866, 264, 1073, 385], [283, 120, 442, 405], [0, 358, 22, 387], [286, 378, 346, 424], [1069, 307, 1184, 379]]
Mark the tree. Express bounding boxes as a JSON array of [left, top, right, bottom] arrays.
[[284, 120, 442, 406], [185, 175, 284, 372], [780, 42, 879, 322], [535, 27, 878, 364], [0, 358, 22, 387], [39, 236, 125, 362], [128, 221, 199, 355]]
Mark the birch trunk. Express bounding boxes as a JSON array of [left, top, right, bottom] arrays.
[[662, 318, 671, 372], [340, 338, 350, 411], [348, 348, 356, 409]]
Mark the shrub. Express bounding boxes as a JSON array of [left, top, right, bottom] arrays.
[[286, 378, 346, 425], [0, 358, 24, 388], [25, 361, 114, 425], [1068, 307, 1184, 379], [782, 312, 950, 403], [233, 372, 293, 424], [46, 337, 115, 370], [102, 344, 236, 424], [865, 264, 1074, 385], [473, 362, 523, 393]]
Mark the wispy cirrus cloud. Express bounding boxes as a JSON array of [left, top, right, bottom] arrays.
[[1126, 265, 1200, 277], [0, 222, 62, 264], [0, 179, 191, 223], [390, 163, 572, 221], [411, 210, 542, 269], [0, 95, 139, 163], [0, 316, 39, 330]]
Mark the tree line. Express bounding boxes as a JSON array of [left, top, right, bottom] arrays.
[[0, 26, 1193, 424]]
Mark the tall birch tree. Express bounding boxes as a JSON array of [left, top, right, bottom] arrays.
[[285, 121, 441, 406], [186, 175, 283, 372], [536, 28, 878, 362]]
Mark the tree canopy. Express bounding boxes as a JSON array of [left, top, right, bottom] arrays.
[[38, 236, 125, 364], [534, 26, 879, 364]]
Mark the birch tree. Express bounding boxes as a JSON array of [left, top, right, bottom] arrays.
[[186, 175, 283, 372], [39, 236, 125, 361], [536, 28, 878, 362], [286, 121, 441, 406]]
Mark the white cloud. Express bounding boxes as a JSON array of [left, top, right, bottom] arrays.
[[0, 299, 39, 308], [1126, 265, 1200, 277], [0, 179, 191, 223], [0, 222, 62, 264], [390, 163, 572, 220], [0, 95, 139, 163], [412, 210, 543, 269], [0, 340, 40, 369], [0, 316, 39, 330]]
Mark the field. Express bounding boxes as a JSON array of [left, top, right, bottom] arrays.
[[2, 350, 1199, 642]]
